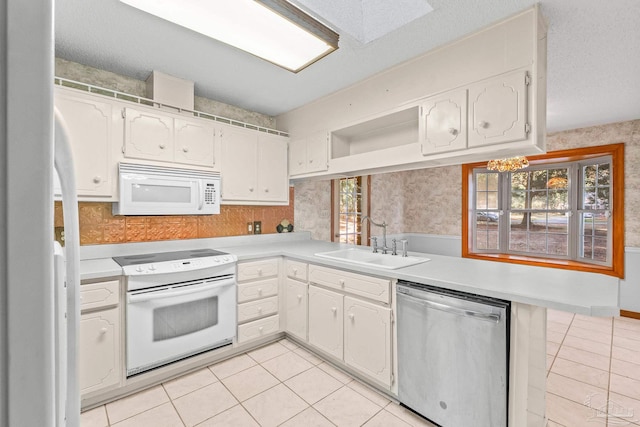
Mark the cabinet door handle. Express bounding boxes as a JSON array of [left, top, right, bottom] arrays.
[[331, 307, 337, 314], [99, 327, 108, 335], [293, 268, 298, 275], [258, 326, 264, 333], [448, 128, 458, 135], [298, 161, 303, 165], [309, 159, 314, 163], [182, 147, 189, 153], [257, 307, 262, 313], [92, 176, 102, 184], [257, 288, 263, 295], [478, 121, 489, 129], [249, 187, 254, 192], [257, 268, 262, 276], [348, 313, 355, 321], [339, 279, 345, 286], [297, 294, 302, 301], [159, 143, 166, 149]]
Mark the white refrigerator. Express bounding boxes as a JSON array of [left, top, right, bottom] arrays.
[[54, 110, 81, 427]]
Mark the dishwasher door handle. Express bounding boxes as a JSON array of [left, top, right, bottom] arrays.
[[399, 292, 501, 323]]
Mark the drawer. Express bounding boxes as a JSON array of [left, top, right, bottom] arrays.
[[309, 265, 390, 304], [80, 280, 119, 312], [286, 259, 308, 282], [237, 296, 279, 323], [237, 277, 279, 303], [237, 258, 279, 282], [237, 315, 280, 343]]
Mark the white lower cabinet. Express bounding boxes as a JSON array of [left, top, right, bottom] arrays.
[[79, 280, 122, 396], [343, 296, 392, 386], [308, 285, 343, 359], [236, 259, 281, 344], [284, 278, 308, 341], [306, 265, 394, 388]]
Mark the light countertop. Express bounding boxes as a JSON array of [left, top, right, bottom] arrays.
[[80, 234, 620, 316]]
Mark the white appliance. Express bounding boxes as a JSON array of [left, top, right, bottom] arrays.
[[54, 109, 81, 427], [113, 249, 237, 376], [113, 163, 221, 216]]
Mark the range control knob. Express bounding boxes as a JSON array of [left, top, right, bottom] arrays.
[[135, 266, 144, 273], [149, 264, 156, 271]]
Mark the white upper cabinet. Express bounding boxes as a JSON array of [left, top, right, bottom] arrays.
[[220, 125, 289, 205], [124, 107, 174, 163], [54, 87, 118, 198], [420, 89, 468, 155], [468, 70, 529, 148], [289, 131, 328, 176], [124, 107, 218, 169], [174, 118, 217, 167], [258, 134, 289, 202]]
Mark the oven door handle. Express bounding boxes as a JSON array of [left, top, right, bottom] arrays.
[[128, 278, 235, 303]]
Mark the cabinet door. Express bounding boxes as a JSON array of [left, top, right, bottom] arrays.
[[288, 138, 307, 176], [468, 70, 529, 148], [308, 286, 343, 359], [257, 134, 289, 202], [220, 126, 258, 201], [54, 89, 114, 197], [284, 279, 308, 341], [124, 107, 174, 162], [344, 296, 392, 387], [306, 131, 329, 173], [174, 118, 217, 168], [79, 307, 120, 395], [421, 89, 467, 155]]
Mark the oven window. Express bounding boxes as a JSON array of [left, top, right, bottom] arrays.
[[153, 296, 218, 341], [132, 184, 192, 203]]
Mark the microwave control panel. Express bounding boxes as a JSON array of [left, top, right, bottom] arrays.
[[205, 182, 217, 205]]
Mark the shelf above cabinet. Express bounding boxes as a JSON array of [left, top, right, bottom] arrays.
[[331, 106, 419, 160]]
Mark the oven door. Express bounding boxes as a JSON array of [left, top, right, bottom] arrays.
[[126, 275, 235, 376]]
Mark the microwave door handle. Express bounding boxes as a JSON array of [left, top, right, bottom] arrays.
[[197, 180, 204, 211], [128, 277, 235, 304]]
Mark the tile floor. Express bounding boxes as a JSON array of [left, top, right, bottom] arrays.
[[546, 310, 640, 427], [81, 310, 640, 427], [80, 339, 436, 427]]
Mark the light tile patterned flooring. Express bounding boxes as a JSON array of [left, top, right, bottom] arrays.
[[81, 310, 640, 427], [80, 339, 436, 427], [546, 310, 640, 427]]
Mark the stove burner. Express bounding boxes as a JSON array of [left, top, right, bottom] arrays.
[[113, 249, 228, 267]]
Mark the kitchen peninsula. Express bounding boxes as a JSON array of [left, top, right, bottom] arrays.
[[78, 231, 619, 426]]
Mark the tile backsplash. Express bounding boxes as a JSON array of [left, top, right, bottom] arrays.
[[55, 188, 294, 245]]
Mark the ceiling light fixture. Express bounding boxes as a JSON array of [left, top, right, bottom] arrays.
[[119, 0, 339, 73], [486, 156, 529, 173]]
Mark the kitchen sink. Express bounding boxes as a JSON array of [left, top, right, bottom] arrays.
[[315, 248, 429, 270]]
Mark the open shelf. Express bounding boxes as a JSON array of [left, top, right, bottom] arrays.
[[331, 106, 419, 159]]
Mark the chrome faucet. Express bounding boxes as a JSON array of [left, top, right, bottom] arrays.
[[361, 216, 389, 254]]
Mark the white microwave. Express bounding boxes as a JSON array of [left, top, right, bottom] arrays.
[[113, 163, 221, 215]]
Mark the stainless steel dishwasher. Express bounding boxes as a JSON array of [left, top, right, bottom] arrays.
[[397, 281, 510, 427]]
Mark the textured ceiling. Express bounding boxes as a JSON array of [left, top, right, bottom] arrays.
[[55, 0, 640, 133]]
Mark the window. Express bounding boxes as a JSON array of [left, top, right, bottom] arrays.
[[331, 176, 370, 244], [463, 144, 624, 277]]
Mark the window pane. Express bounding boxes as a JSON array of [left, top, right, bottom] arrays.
[[487, 173, 499, 191], [511, 190, 525, 209], [486, 192, 499, 209], [531, 191, 548, 209], [598, 164, 611, 186], [597, 188, 610, 210], [476, 173, 488, 190], [548, 190, 568, 210]]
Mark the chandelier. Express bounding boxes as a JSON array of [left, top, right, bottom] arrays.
[[486, 156, 529, 172]]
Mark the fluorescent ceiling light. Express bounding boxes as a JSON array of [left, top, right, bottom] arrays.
[[120, 0, 339, 73]]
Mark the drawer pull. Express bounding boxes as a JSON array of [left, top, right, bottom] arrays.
[[348, 313, 355, 321], [331, 307, 337, 314], [339, 279, 345, 286], [257, 288, 263, 295], [100, 327, 108, 335], [257, 307, 262, 313], [258, 326, 264, 333], [293, 268, 298, 275], [297, 294, 302, 301], [257, 268, 263, 276]]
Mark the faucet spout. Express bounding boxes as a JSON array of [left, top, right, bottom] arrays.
[[361, 216, 388, 254]]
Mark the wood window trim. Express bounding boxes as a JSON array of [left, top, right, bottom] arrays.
[[462, 143, 625, 278], [331, 176, 371, 243]]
